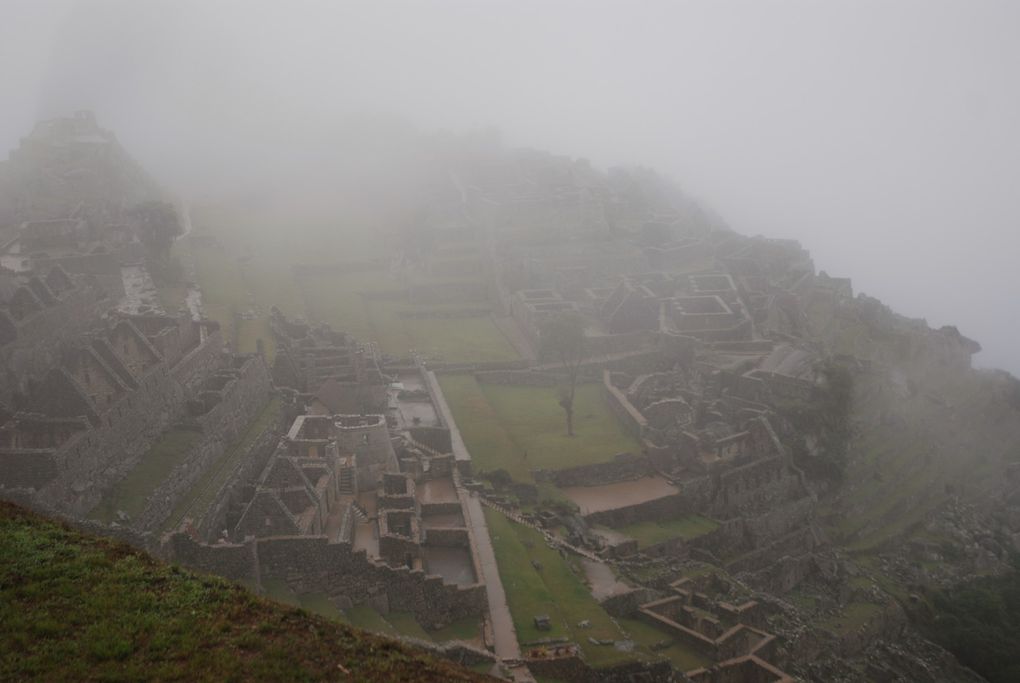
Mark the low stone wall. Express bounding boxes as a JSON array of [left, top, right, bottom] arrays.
[[196, 425, 280, 540], [534, 452, 649, 488], [640, 534, 694, 560], [425, 359, 531, 373], [599, 587, 662, 617], [171, 327, 225, 394], [527, 655, 675, 683], [35, 363, 192, 515], [726, 526, 818, 577], [423, 526, 471, 548], [584, 493, 687, 528], [397, 308, 490, 319], [420, 501, 463, 517], [166, 533, 257, 582], [709, 456, 803, 517], [474, 370, 562, 386], [259, 536, 486, 629], [582, 475, 716, 528], [409, 426, 451, 454], [579, 330, 660, 359], [166, 531, 487, 630], [134, 357, 273, 531]]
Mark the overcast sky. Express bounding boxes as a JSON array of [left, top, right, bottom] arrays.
[[2, 1, 1018, 373]]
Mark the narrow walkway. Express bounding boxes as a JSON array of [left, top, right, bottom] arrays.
[[460, 487, 520, 661], [427, 363, 534, 681]]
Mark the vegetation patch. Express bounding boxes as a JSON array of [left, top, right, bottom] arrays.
[[162, 397, 282, 533], [601, 515, 719, 549], [484, 507, 633, 667], [89, 429, 203, 524], [0, 501, 485, 682], [615, 617, 711, 672], [817, 601, 884, 635], [439, 374, 640, 480], [301, 270, 516, 361], [921, 558, 1020, 683]]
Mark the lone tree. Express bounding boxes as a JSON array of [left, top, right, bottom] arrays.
[[130, 201, 182, 263], [540, 312, 585, 437]]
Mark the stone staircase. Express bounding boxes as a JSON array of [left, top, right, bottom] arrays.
[[338, 467, 355, 495], [350, 500, 369, 522]]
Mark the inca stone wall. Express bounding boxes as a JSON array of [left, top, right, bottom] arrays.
[[132, 355, 273, 531], [196, 423, 279, 540], [34, 362, 192, 515], [534, 452, 649, 488], [166, 533, 487, 630], [0, 282, 113, 403]]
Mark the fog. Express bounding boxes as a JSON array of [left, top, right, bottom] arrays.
[[2, 0, 1018, 373]]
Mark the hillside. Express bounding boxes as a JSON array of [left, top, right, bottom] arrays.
[[0, 501, 489, 682]]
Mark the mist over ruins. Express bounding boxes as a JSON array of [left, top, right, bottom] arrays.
[[2, 5, 1020, 683]]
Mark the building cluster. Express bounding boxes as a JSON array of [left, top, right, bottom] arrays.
[[0, 112, 269, 531]]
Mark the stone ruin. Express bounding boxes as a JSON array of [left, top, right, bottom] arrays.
[[163, 313, 488, 631]]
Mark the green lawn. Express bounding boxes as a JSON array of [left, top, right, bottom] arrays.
[[89, 429, 203, 524], [601, 515, 720, 549], [615, 617, 711, 672], [484, 508, 634, 667], [439, 375, 641, 480], [0, 502, 485, 682]]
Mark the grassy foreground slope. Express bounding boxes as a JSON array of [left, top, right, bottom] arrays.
[[0, 502, 488, 683]]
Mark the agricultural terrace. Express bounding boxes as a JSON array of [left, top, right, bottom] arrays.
[[438, 374, 641, 481], [183, 203, 517, 362], [297, 266, 518, 362]]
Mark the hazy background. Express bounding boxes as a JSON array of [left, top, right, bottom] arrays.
[[2, 0, 1018, 373]]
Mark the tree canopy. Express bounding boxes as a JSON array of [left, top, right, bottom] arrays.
[[539, 312, 585, 436]]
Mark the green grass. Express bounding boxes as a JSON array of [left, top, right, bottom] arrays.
[[0, 501, 486, 682], [344, 605, 399, 637], [439, 375, 640, 480], [484, 508, 633, 667], [385, 612, 435, 641], [429, 614, 483, 643], [262, 578, 299, 607], [601, 515, 719, 549], [89, 429, 203, 524], [339, 605, 481, 645], [162, 397, 282, 533], [817, 601, 884, 634], [616, 617, 711, 672], [405, 315, 517, 363], [188, 203, 513, 362], [297, 593, 343, 620], [300, 270, 517, 361]]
